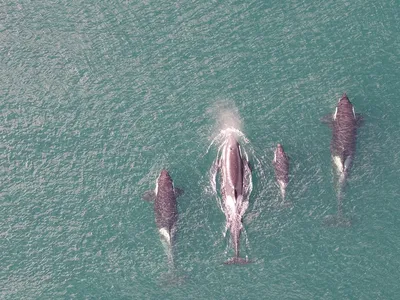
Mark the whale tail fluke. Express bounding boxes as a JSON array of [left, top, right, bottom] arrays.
[[323, 214, 352, 227], [224, 257, 252, 265]]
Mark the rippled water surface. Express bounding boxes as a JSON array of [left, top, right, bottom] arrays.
[[1, 0, 400, 299]]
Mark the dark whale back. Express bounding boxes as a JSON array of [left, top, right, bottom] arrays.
[[331, 94, 358, 159], [154, 169, 177, 231], [223, 135, 244, 197], [273, 144, 289, 183], [322, 94, 362, 226]]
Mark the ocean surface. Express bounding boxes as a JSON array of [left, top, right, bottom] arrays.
[[1, 0, 400, 299]]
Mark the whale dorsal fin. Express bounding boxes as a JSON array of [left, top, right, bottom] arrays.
[[174, 187, 184, 198], [356, 113, 364, 127], [142, 190, 156, 201]]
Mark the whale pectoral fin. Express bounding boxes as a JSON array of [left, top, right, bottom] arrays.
[[356, 113, 364, 127], [174, 187, 184, 198], [320, 115, 333, 126], [142, 190, 156, 201]]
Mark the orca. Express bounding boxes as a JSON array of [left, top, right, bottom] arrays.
[[217, 134, 251, 264], [143, 170, 183, 265], [322, 93, 363, 226], [273, 143, 290, 203]]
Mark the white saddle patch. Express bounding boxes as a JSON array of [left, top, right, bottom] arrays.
[[333, 156, 343, 173], [159, 228, 171, 245], [278, 180, 287, 189]]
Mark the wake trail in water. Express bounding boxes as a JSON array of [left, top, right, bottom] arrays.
[[323, 170, 352, 227]]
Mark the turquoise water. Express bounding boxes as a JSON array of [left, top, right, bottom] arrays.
[[1, 0, 400, 299]]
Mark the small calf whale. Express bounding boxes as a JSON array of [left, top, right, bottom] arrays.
[[273, 144, 289, 203], [217, 134, 251, 264], [322, 93, 363, 226], [143, 169, 183, 265]]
